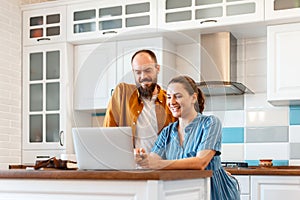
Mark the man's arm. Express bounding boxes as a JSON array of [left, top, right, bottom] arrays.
[[103, 84, 122, 127]]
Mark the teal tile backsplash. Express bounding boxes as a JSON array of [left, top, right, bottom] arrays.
[[290, 106, 300, 125], [222, 128, 244, 143]]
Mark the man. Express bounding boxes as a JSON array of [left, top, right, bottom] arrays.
[[103, 49, 176, 153]]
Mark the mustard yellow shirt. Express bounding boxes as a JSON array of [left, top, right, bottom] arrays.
[[103, 82, 176, 147]]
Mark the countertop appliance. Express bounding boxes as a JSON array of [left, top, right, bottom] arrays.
[[198, 32, 253, 96], [221, 161, 249, 168]]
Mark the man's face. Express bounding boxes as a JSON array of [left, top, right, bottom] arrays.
[[132, 52, 160, 98]]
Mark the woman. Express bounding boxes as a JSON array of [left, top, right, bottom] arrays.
[[136, 75, 240, 200]]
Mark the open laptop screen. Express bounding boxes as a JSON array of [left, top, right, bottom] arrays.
[[72, 127, 136, 170]]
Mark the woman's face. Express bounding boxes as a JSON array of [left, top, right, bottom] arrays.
[[167, 82, 197, 118]]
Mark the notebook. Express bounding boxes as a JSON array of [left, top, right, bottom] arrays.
[[72, 127, 136, 170]]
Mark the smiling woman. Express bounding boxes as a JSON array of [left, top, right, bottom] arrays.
[[136, 75, 241, 200]]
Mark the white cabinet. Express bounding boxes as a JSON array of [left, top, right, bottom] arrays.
[[157, 0, 264, 31], [267, 23, 300, 106], [235, 175, 250, 200], [22, 43, 73, 164], [0, 178, 210, 200], [265, 0, 300, 21], [67, 0, 156, 43], [74, 37, 176, 111], [251, 176, 300, 200], [74, 42, 117, 111], [23, 6, 66, 46]]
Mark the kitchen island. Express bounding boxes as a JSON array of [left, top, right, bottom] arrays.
[[0, 169, 212, 200]]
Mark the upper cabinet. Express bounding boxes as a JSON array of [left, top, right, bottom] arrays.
[[67, 0, 157, 43], [267, 22, 300, 106], [23, 6, 67, 46], [74, 42, 117, 111], [74, 37, 176, 111], [265, 0, 300, 21], [157, 0, 264, 31]]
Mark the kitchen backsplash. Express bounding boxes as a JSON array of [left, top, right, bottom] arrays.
[[92, 37, 300, 166]]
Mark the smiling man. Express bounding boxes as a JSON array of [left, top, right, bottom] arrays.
[[103, 49, 176, 153]]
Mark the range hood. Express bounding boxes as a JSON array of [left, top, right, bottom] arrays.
[[198, 32, 253, 96]]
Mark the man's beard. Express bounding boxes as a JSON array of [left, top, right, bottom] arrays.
[[137, 83, 157, 100]]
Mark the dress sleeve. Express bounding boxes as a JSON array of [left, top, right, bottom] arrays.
[[151, 125, 172, 159], [197, 115, 222, 154]]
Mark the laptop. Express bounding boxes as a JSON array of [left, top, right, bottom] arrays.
[[72, 127, 136, 170]]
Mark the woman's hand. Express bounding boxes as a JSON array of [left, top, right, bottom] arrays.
[[135, 152, 165, 169], [134, 148, 148, 168], [135, 152, 149, 168]]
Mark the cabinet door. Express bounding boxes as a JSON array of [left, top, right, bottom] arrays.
[[267, 23, 300, 106], [251, 176, 300, 200], [23, 44, 68, 150], [67, 0, 156, 42], [74, 42, 117, 111], [23, 6, 66, 46], [235, 175, 250, 200], [265, 0, 300, 20], [157, 0, 264, 30]]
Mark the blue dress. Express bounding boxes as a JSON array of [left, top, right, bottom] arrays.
[[151, 113, 240, 200]]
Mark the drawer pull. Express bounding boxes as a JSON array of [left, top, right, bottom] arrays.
[[37, 37, 51, 42], [200, 19, 217, 24], [102, 30, 117, 35]]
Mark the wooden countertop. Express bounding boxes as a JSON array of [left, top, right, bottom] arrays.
[[226, 166, 300, 176], [0, 169, 212, 180]]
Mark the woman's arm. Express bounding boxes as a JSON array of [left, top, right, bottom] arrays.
[[137, 149, 216, 170]]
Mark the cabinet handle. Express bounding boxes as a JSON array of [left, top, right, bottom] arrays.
[[59, 130, 64, 146], [200, 19, 217, 24], [37, 37, 51, 42], [102, 31, 117, 35]]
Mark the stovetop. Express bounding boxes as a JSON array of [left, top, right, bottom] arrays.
[[221, 161, 248, 168]]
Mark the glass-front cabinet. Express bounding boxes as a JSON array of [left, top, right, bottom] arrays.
[[23, 6, 66, 46], [157, 0, 264, 30], [22, 44, 68, 152], [265, 0, 300, 20], [67, 0, 156, 42]]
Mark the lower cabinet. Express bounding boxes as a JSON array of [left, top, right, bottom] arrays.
[[235, 175, 300, 200], [251, 176, 300, 200], [0, 178, 210, 200], [235, 175, 250, 200]]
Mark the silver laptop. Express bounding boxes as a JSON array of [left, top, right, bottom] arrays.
[[72, 127, 136, 170]]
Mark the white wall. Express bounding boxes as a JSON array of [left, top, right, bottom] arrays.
[[0, 0, 22, 169]]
